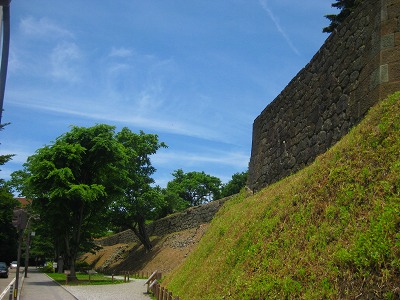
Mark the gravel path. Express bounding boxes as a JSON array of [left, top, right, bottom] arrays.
[[64, 279, 151, 300]]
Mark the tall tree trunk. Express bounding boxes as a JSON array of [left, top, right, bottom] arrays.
[[131, 218, 152, 251], [64, 202, 84, 282], [64, 236, 77, 281]]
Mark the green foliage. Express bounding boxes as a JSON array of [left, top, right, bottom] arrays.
[[164, 169, 222, 209], [46, 272, 124, 285], [0, 123, 18, 263], [349, 196, 400, 274], [28, 221, 56, 261], [109, 128, 166, 250], [40, 262, 55, 273], [220, 171, 248, 198], [0, 185, 18, 262], [164, 92, 400, 299], [16, 124, 128, 278], [323, 0, 363, 33]]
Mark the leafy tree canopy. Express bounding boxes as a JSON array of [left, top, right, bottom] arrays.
[[109, 128, 167, 251], [165, 169, 222, 208], [0, 123, 18, 263], [323, 0, 363, 33], [16, 124, 128, 279], [220, 171, 248, 198]]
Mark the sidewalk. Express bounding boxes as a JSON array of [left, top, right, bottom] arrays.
[[19, 268, 151, 300], [63, 279, 151, 300], [19, 269, 77, 300]]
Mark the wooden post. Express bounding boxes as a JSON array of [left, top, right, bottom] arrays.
[[154, 283, 158, 298], [64, 270, 70, 285], [161, 287, 165, 300], [127, 271, 130, 282], [155, 286, 159, 300]]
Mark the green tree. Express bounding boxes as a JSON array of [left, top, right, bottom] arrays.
[[18, 124, 127, 280], [157, 187, 188, 218], [0, 183, 18, 263], [8, 170, 56, 265], [323, 0, 362, 33], [220, 171, 248, 198], [109, 128, 167, 251], [165, 169, 222, 208], [0, 123, 18, 263]]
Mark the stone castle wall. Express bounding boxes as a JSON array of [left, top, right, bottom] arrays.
[[97, 197, 230, 246], [248, 0, 400, 191]]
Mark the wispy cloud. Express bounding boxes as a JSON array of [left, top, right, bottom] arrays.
[[258, 0, 300, 56], [50, 42, 82, 82], [109, 47, 133, 58], [153, 150, 249, 169], [7, 91, 222, 142], [20, 17, 74, 40], [0, 140, 38, 180]]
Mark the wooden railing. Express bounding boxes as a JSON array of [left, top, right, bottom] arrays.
[[145, 270, 181, 300]]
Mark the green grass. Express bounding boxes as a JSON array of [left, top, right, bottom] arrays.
[[46, 272, 125, 285], [164, 92, 400, 299]]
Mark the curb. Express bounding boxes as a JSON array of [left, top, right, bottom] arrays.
[[43, 273, 79, 300]]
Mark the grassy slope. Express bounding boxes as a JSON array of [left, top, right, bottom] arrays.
[[164, 92, 400, 300]]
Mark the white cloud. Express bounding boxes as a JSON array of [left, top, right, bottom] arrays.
[[20, 17, 74, 40], [50, 42, 82, 82], [0, 141, 35, 167], [153, 150, 249, 169], [7, 93, 221, 141]]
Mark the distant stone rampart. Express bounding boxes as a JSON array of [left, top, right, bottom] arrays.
[[97, 197, 230, 246], [248, 0, 400, 191]]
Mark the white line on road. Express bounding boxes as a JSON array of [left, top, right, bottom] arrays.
[[0, 277, 15, 300]]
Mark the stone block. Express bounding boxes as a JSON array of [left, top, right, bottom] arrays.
[[387, 2, 400, 19], [389, 62, 400, 81], [381, 18, 398, 35], [381, 46, 400, 64], [381, 34, 395, 49]]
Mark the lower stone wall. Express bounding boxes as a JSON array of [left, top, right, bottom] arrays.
[[97, 197, 231, 246]]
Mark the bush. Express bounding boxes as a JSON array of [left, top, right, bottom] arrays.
[[40, 262, 55, 273]]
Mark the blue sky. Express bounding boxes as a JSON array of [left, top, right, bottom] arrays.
[[1, 0, 336, 188]]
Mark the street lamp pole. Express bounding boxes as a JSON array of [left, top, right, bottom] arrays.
[[14, 228, 22, 299], [24, 218, 32, 278], [0, 0, 11, 124]]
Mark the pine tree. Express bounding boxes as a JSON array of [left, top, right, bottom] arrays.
[[323, 0, 363, 33]]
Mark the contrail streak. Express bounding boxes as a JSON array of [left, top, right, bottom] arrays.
[[259, 0, 300, 56]]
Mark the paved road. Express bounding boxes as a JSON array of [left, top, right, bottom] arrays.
[[0, 271, 12, 292], [0, 268, 20, 300]]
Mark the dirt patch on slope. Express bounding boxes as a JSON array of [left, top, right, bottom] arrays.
[[81, 224, 209, 276]]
